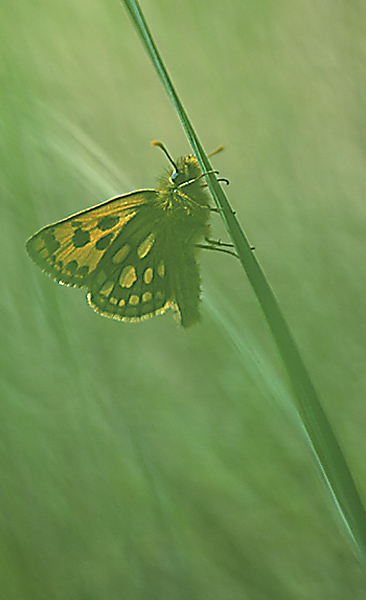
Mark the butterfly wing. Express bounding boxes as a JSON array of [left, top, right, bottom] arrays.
[[87, 214, 203, 326], [87, 204, 175, 322], [26, 190, 180, 323], [26, 190, 157, 289], [168, 249, 201, 328]]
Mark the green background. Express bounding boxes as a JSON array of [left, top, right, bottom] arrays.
[[2, 0, 366, 598]]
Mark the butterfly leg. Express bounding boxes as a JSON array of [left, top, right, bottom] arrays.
[[205, 237, 234, 249], [179, 170, 219, 189], [209, 207, 236, 216], [200, 237, 255, 254], [195, 240, 239, 259], [202, 177, 230, 189]]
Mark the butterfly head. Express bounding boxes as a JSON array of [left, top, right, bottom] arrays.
[[168, 155, 202, 189], [152, 141, 202, 192]]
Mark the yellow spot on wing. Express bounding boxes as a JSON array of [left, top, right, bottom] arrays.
[[112, 244, 130, 264], [137, 233, 155, 259], [100, 280, 114, 297], [119, 265, 137, 288], [143, 267, 153, 284], [157, 262, 165, 278]]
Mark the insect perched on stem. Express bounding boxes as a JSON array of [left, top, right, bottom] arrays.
[[26, 141, 229, 327]]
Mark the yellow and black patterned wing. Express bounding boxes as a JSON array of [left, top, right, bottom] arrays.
[[86, 216, 203, 326], [86, 204, 175, 322], [26, 145, 214, 328], [26, 190, 178, 322], [26, 190, 157, 289]]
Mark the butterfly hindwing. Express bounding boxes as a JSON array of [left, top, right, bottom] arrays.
[[87, 206, 174, 321]]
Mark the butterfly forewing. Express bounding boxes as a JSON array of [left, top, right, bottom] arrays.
[[26, 191, 157, 289]]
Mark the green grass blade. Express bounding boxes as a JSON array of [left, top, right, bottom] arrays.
[[121, 0, 366, 563]]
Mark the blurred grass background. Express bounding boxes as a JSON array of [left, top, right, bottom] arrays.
[[2, 0, 366, 598]]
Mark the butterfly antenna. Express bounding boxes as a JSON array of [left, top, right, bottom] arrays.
[[207, 145, 225, 158], [151, 141, 179, 173]]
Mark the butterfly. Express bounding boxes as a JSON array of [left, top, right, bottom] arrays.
[[26, 141, 229, 327]]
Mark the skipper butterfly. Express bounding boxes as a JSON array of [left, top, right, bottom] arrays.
[[26, 142, 226, 327]]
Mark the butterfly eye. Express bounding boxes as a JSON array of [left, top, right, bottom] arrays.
[[170, 170, 180, 185]]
